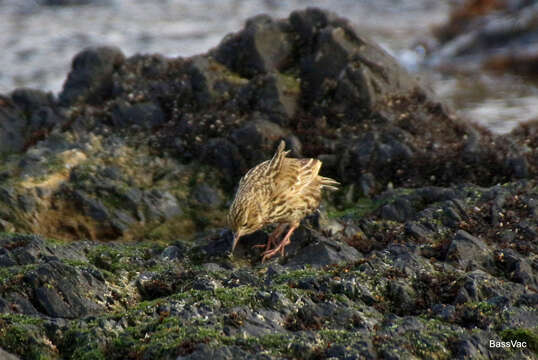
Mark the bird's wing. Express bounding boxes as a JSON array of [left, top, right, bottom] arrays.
[[274, 158, 321, 196]]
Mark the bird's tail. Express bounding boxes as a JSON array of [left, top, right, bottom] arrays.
[[265, 140, 289, 177], [320, 176, 339, 191]]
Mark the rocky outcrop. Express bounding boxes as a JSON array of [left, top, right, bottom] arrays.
[[429, 0, 538, 77], [0, 8, 536, 360]]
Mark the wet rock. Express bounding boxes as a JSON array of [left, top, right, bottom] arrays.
[[59, 46, 125, 106]]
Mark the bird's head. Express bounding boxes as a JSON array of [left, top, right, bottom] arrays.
[[227, 198, 264, 254]]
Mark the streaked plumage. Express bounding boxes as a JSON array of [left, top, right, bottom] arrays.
[[228, 140, 339, 262]]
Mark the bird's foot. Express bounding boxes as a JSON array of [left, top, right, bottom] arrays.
[[253, 224, 286, 252], [261, 239, 291, 263]]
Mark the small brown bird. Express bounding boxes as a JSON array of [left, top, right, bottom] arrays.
[[228, 140, 339, 262]]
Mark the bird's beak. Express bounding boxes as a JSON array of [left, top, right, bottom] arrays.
[[231, 233, 240, 254]]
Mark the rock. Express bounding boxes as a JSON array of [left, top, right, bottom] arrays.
[[34, 286, 76, 318], [176, 343, 259, 360], [136, 271, 179, 300], [230, 119, 287, 165], [446, 230, 489, 269], [0, 348, 20, 360], [110, 101, 165, 129], [380, 197, 415, 222], [22, 261, 106, 318], [160, 245, 185, 261], [188, 56, 247, 106], [430, 1, 538, 77], [201, 138, 246, 181], [59, 46, 125, 106], [10, 88, 55, 114], [386, 281, 417, 315], [290, 8, 416, 113], [285, 236, 362, 268], [215, 14, 294, 78], [143, 190, 182, 221], [191, 184, 221, 208], [0, 99, 26, 154], [241, 73, 300, 125]]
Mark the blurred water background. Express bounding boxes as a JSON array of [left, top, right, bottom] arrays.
[[1, 0, 537, 133]]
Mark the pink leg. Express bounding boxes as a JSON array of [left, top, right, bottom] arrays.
[[253, 224, 287, 251], [261, 224, 299, 263]]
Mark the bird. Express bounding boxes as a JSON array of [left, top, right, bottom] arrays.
[[228, 140, 339, 262]]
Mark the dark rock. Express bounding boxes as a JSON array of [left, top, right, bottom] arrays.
[[201, 138, 246, 181], [380, 197, 415, 222], [0, 296, 11, 313], [11, 88, 55, 114], [386, 281, 417, 315], [0, 253, 17, 267], [215, 14, 293, 78], [432, 303, 455, 322], [431, 1, 538, 77], [0, 101, 26, 154], [59, 46, 125, 106], [176, 343, 263, 360], [358, 173, 376, 196], [21, 261, 106, 317], [110, 101, 165, 129], [160, 245, 185, 261], [143, 190, 182, 221], [515, 293, 538, 306], [241, 73, 300, 125], [191, 184, 221, 208], [285, 236, 362, 268], [446, 230, 489, 269], [6, 293, 40, 315], [230, 119, 287, 165], [136, 271, 179, 300], [188, 56, 247, 106], [405, 221, 432, 240], [35, 286, 76, 318]]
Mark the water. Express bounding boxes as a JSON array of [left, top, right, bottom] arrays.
[[1, 0, 536, 134]]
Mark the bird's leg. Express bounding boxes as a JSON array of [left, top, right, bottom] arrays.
[[261, 224, 299, 263], [253, 224, 286, 251]]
